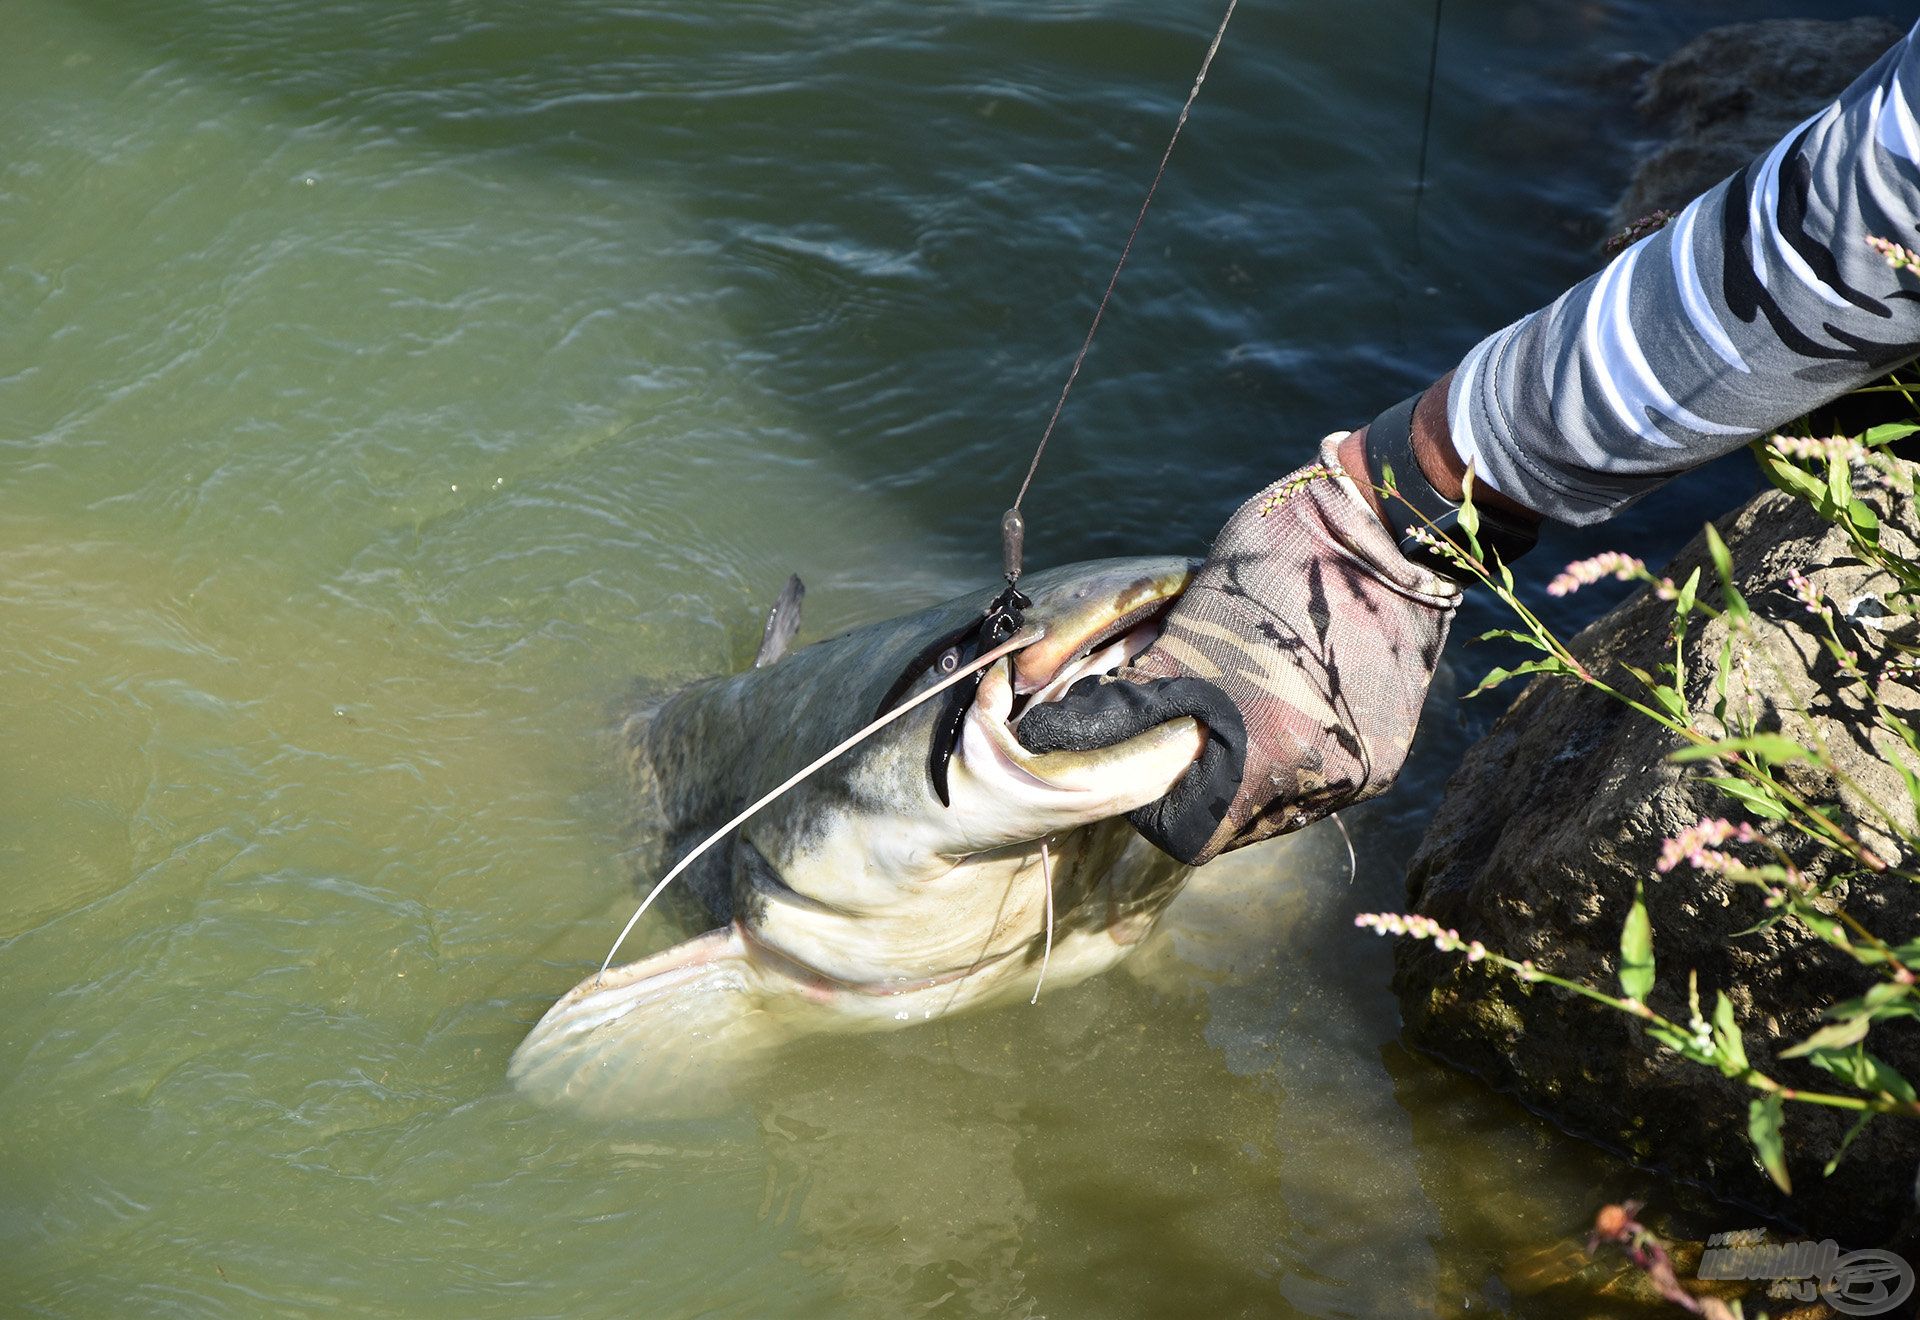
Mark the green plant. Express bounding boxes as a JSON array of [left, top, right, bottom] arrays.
[[1361, 251, 1920, 1192]]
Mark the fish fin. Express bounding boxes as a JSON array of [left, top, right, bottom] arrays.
[[751, 574, 805, 668], [509, 926, 817, 1116]]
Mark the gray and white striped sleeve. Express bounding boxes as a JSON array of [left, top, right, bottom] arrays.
[[1447, 20, 1920, 526]]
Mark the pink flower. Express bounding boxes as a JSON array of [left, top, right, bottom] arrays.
[[1785, 569, 1827, 617], [1355, 912, 1471, 954], [1867, 234, 1920, 271], [1768, 434, 1865, 462], [1657, 817, 1760, 873], [1548, 552, 1645, 597]]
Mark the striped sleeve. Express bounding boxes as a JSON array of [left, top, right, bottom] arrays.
[[1447, 20, 1920, 526]]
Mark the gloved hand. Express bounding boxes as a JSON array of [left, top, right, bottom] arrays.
[[1016, 434, 1461, 864]]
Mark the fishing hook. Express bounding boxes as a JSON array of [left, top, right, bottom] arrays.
[[925, 576, 1031, 806]]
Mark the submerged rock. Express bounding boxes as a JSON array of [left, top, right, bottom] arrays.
[[1394, 463, 1920, 1243], [1612, 16, 1905, 231]]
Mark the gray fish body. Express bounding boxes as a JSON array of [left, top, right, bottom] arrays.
[[634, 576, 989, 925], [513, 557, 1208, 1113], [639, 569, 1050, 929]]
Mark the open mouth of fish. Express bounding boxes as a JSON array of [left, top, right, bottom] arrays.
[[950, 564, 1203, 813], [972, 616, 1165, 781], [1012, 588, 1171, 715]]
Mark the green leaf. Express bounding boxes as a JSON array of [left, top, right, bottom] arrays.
[[1828, 451, 1850, 499], [1864, 981, 1914, 1014], [1805, 1047, 1867, 1089], [1792, 907, 1854, 949], [1713, 992, 1749, 1076], [1465, 667, 1516, 698], [1780, 1013, 1874, 1058], [1674, 566, 1702, 622], [1700, 775, 1790, 821], [1474, 627, 1550, 651], [1712, 636, 1736, 725], [1466, 658, 1569, 698], [1824, 1111, 1875, 1177], [1619, 882, 1655, 1003], [1803, 1045, 1919, 1104], [1731, 910, 1789, 938], [1622, 664, 1688, 722], [1457, 466, 1482, 555], [1669, 734, 1812, 765], [1748, 1094, 1792, 1193], [1847, 498, 1882, 547], [1866, 1052, 1917, 1104], [1862, 422, 1920, 449], [1705, 523, 1735, 589], [1752, 438, 1824, 501], [1824, 982, 1917, 1022]]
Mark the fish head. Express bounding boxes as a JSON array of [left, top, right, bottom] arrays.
[[731, 557, 1205, 989], [857, 556, 1208, 865]]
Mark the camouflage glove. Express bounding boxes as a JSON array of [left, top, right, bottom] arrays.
[[1016, 434, 1461, 864]]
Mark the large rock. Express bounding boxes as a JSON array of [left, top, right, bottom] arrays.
[[1613, 17, 1905, 230], [1394, 464, 1920, 1243]]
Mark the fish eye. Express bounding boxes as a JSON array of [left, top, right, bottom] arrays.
[[936, 647, 961, 674]]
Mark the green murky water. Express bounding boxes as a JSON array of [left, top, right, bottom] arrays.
[[2, 1, 1905, 1315]]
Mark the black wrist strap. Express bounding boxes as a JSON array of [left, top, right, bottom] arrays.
[[1362, 390, 1538, 584]]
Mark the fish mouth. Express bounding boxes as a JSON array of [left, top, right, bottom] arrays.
[[957, 561, 1207, 808], [1006, 561, 1196, 701]]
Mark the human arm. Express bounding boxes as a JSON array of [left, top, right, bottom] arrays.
[[1356, 19, 1920, 529], [1020, 20, 1920, 864]]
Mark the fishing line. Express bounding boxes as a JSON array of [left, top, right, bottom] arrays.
[[1329, 811, 1356, 887], [596, 628, 1042, 980], [1410, 0, 1445, 261], [999, 0, 1241, 586], [1030, 837, 1056, 1005]]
